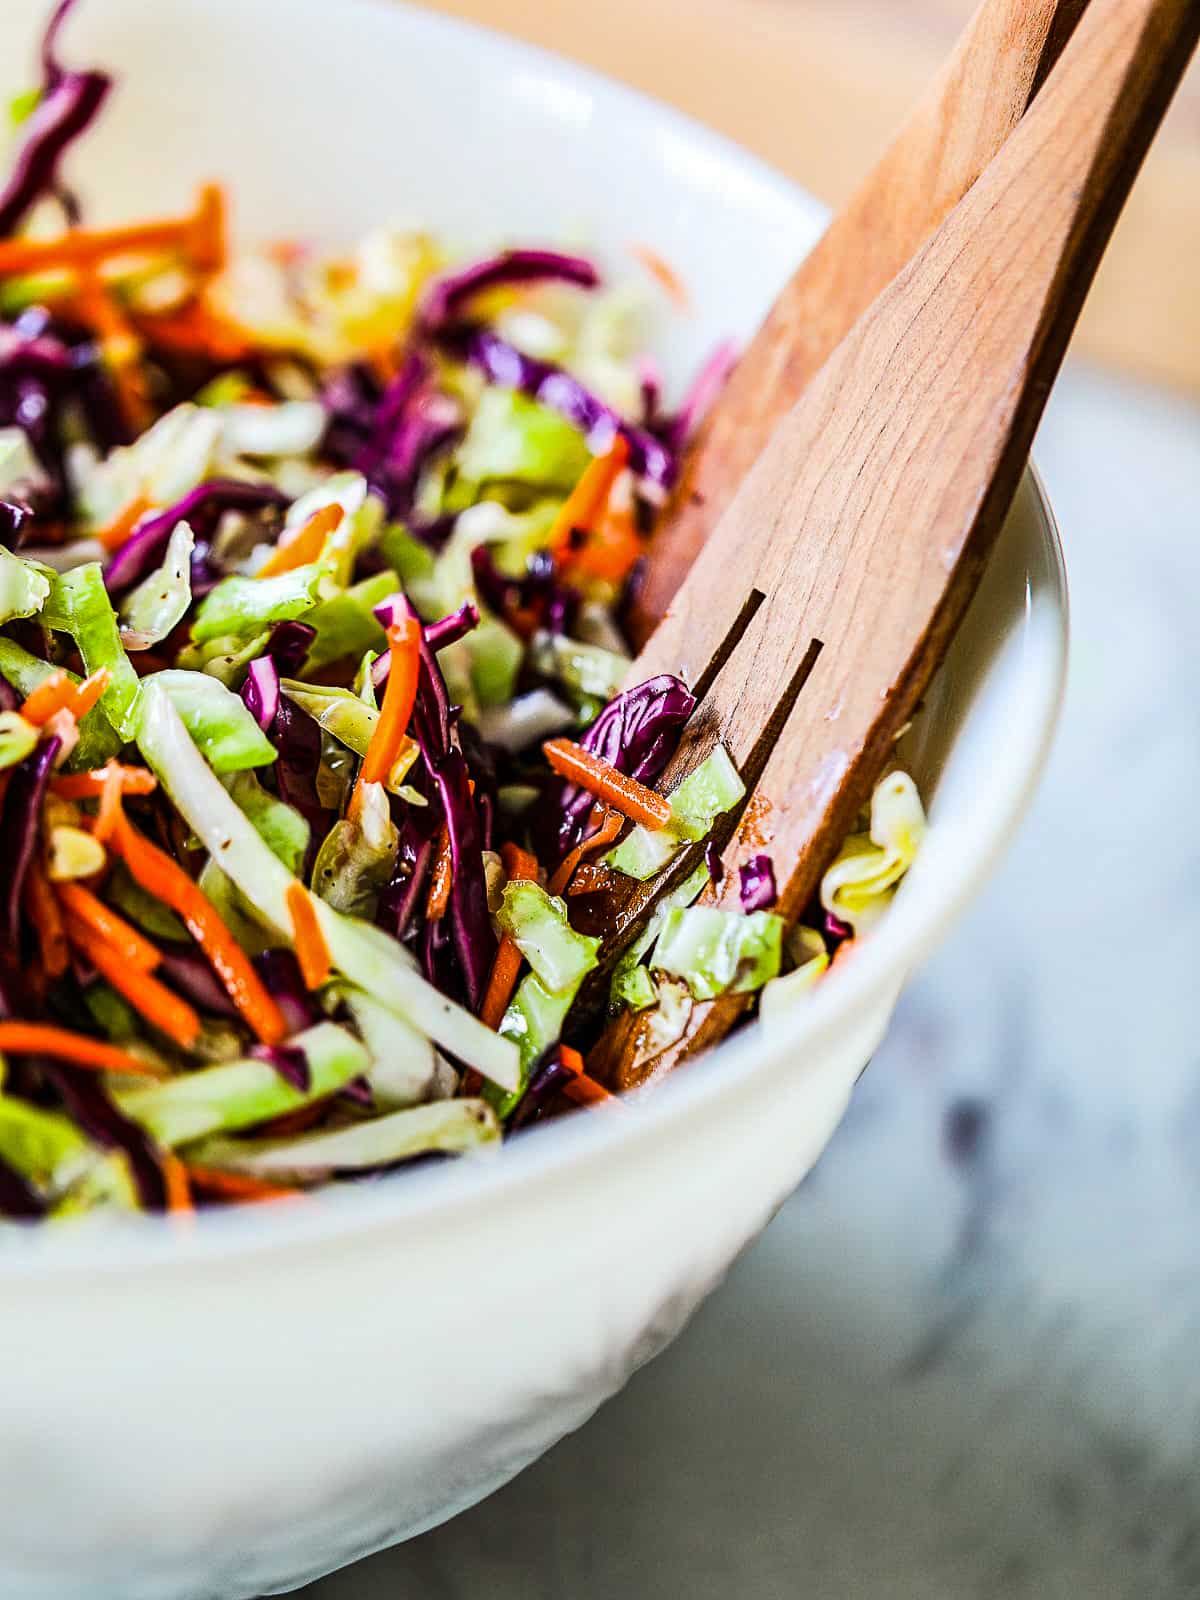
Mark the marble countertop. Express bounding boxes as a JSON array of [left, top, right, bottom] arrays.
[[299, 366, 1200, 1600]]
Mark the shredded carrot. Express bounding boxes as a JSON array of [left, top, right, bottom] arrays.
[[160, 1153, 195, 1215], [543, 739, 672, 832], [547, 435, 630, 559], [499, 841, 539, 883], [631, 244, 690, 309], [0, 1022, 166, 1077], [95, 493, 151, 554], [19, 671, 73, 726], [74, 267, 151, 433], [256, 503, 344, 579], [0, 184, 226, 278], [106, 809, 288, 1046], [478, 842, 541, 1032], [424, 825, 453, 922], [185, 1163, 303, 1205], [352, 616, 422, 816], [20, 666, 110, 728], [478, 941, 522, 1034], [558, 1044, 619, 1107], [188, 182, 228, 276], [63, 915, 201, 1050], [91, 760, 128, 844], [55, 880, 161, 972], [285, 882, 332, 990], [51, 763, 157, 801], [135, 295, 255, 364], [22, 859, 69, 980], [547, 805, 624, 897], [566, 510, 643, 584]]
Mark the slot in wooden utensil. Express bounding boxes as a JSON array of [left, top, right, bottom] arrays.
[[586, 0, 1199, 1088], [625, 0, 1093, 649]]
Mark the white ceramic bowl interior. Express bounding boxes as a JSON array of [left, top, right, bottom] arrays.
[[0, 2, 1067, 1597]]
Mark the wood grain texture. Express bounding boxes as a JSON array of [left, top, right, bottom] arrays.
[[422, 0, 1200, 392], [589, 0, 1199, 1088], [626, 0, 1089, 649]]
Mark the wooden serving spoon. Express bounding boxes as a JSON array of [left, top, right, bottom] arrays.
[[585, 0, 1199, 1089], [623, 0, 1092, 651]]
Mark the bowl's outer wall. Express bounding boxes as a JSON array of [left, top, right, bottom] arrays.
[[0, 1, 1066, 1596]]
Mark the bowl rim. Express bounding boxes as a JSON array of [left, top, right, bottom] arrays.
[[0, 0, 1069, 1279]]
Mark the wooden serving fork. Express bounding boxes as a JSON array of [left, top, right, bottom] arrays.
[[586, 0, 1199, 1088]]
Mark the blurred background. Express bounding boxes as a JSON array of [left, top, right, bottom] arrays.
[[302, 3, 1199, 1596]]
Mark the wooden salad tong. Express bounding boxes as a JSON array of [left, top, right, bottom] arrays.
[[586, 0, 1199, 1088], [624, 0, 1092, 650]]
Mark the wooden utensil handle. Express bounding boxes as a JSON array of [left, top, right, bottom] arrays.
[[598, 0, 1198, 1089], [624, 0, 1091, 651]]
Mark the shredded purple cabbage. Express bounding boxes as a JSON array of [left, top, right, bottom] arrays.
[[470, 546, 577, 637], [103, 480, 289, 594], [44, 1063, 169, 1210], [250, 1041, 311, 1093], [554, 674, 694, 859], [0, 0, 111, 238], [738, 854, 777, 912], [350, 352, 461, 519], [158, 948, 239, 1018], [420, 248, 600, 331], [0, 501, 34, 549], [508, 1052, 574, 1131], [661, 338, 738, 455], [2, 734, 60, 946], [271, 698, 331, 861], [252, 949, 321, 1034], [241, 655, 279, 731], [704, 839, 725, 886], [0, 1155, 44, 1219], [440, 326, 675, 492], [265, 619, 316, 676]]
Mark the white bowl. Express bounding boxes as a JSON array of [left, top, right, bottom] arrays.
[[0, 2, 1068, 1596]]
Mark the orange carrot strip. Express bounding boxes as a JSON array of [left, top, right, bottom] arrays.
[[55, 881, 161, 973], [160, 1153, 194, 1215], [351, 616, 422, 816], [478, 940, 523, 1033], [546, 805, 624, 897], [424, 825, 453, 922], [631, 244, 690, 309], [558, 1044, 619, 1107], [22, 859, 69, 980], [542, 739, 672, 832], [65, 668, 110, 722], [499, 841, 538, 883], [256, 503, 344, 579], [478, 843, 541, 1032], [74, 267, 151, 433], [547, 436, 630, 558], [107, 810, 288, 1046], [19, 670, 73, 727], [285, 882, 332, 990], [135, 295, 255, 364], [20, 666, 110, 727], [64, 916, 201, 1050], [185, 1164, 302, 1205], [567, 512, 643, 584], [0, 1022, 166, 1077], [51, 764, 157, 801], [95, 493, 151, 554], [92, 760, 127, 845], [0, 184, 224, 277]]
